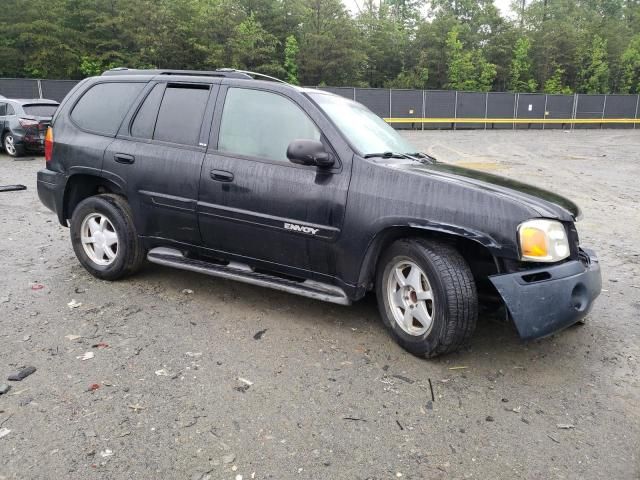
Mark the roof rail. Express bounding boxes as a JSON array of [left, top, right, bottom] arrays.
[[102, 68, 290, 85]]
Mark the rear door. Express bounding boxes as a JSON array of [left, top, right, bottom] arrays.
[[104, 81, 216, 244], [198, 84, 350, 277], [0, 102, 6, 137]]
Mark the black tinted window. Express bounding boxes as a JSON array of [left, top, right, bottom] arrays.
[[23, 104, 58, 117], [218, 88, 320, 162], [153, 85, 209, 145], [131, 84, 164, 139], [0, 103, 5, 116], [71, 82, 144, 135]]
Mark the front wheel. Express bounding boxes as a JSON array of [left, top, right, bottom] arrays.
[[376, 238, 478, 358], [70, 194, 145, 280]]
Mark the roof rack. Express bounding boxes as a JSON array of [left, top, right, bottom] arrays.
[[102, 68, 290, 85]]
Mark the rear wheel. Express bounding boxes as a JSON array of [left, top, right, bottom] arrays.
[[3, 134, 23, 157], [376, 238, 478, 358], [70, 194, 145, 280]]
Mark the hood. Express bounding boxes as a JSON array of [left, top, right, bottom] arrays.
[[397, 160, 581, 221]]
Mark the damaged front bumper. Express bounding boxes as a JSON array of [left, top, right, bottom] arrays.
[[489, 249, 602, 340]]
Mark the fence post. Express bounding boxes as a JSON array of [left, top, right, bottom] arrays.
[[601, 94, 607, 130], [484, 92, 488, 130], [389, 89, 392, 118], [421, 90, 425, 131], [571, 93, 578, 131], [353, 87, 356, 101], [37, 79, 43, 99], [453, 91, 458, 131], [635, 95, 639, 130], [542, 94, 548, 131], [513, 93, 518, 130]]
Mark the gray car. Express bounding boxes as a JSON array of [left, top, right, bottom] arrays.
[[0, 98, 59, 157]]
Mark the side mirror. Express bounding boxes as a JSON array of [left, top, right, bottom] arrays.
[[287, 139, 335, 168]]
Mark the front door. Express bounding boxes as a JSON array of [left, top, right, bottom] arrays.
[[104, 81, 216, 244], [198, 85, 350, 278]]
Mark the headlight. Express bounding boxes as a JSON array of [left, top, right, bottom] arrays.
[[518, 219, 570, 262]]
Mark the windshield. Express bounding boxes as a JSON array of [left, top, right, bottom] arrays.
[[23, 104, 58, 117], [308, 93, 418, 157]]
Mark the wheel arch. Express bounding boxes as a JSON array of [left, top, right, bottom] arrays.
[[63, 173, 126, 222], [356, 224, 502, 296]]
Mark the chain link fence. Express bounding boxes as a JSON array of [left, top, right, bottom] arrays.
[[2, 78, 638, 129]]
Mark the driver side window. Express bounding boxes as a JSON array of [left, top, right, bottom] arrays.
[[217, 88, 320, 163]]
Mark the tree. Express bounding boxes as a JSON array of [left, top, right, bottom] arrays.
[[578, 35, 611, 93], [283, 35, 300, 84], [509, 37, 537, 92], [543, 66, 572, 94], [445, 26, 496, 91], [620, 34, 640, 93]]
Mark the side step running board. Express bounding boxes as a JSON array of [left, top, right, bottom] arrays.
[[147, 247, 351, 306]]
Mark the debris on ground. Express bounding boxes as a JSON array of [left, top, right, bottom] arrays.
[[556, 423, 575, 429], [67, 299, 82, 309], [91, 342, 109, 349], [222, 453, 236, 464], [76, 352, 94, 361], [99, 449, 114, 458], [155, 368, 170, 376], [0, 428, 11, 438], [182, 289, 194, 295], [185, 352, 202, 358], [65, 334, 81, 341], [128, 404, 145, 412], [0, 384, 10, 395], [238, 377, 253, 386], [30, 284, 44, 291], [449, 366, 468, 370], [0, 184, 27, 192], [485, 416, 495, 422], [7, 366, 36, 381], [88, 383, 100, 392], [253, 329, 267, 340]]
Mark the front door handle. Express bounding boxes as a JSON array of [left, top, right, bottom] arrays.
[[114, 153, 135, 164], [210, 169, 234, 182]]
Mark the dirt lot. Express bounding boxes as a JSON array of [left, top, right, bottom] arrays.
[[0, 130, 638, 480]]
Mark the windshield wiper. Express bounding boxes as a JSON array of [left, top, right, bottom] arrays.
[[364, 151, 435, 163], [363, 152, 407, 159]]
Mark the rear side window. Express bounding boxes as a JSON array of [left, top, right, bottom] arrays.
[[153, 85, 209, 145], [71, 82, 144, 136], [6, 104, 15, 115], [130, 84, 164, 139], [0, 103, 5, 116], [218, 88, 320, 163], [23, 104, 58, 117]]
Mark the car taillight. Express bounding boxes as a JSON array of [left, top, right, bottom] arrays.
[[44, 127, 53, 163], [19, 118, 39, 128]]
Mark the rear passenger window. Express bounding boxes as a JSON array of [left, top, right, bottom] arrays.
[[6, 104, 15, 115], [71, 82, 144, 136], [131, 84, 164, 139], [153, 85, 209, 145], [218, 88, 320, 163], [0, 103, 5, 116]]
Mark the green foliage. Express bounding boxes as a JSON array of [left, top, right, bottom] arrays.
[[283, 35, 299, 85], [578, 35, 611, 94], [509, 37, 537, 92], [0, 0, 637, 93], [543, 67, 572, 94], [445, 26, 496, 91], [620, 34, 640, 93]]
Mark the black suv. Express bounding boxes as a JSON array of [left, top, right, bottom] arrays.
[[37, 69, 601, 357], [0, 98, 59, 157]]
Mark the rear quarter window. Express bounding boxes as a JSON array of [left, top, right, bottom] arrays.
[[71, 82, 145, 136]]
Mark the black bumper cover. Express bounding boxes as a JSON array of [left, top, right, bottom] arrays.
[[37, 169, 65, 223], [489, 249, 602, 340]]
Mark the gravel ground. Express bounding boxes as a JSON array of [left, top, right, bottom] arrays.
[[0, 130, 638, 480]]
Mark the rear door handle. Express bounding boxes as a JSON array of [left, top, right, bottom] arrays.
[[114, 153, 135, 164], [210, 169, 234, 182]]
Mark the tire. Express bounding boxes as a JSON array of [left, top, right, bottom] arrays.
[[3, 133, 24, 157], [70, 194, 145, 280], [375, 238, 478, 358]]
